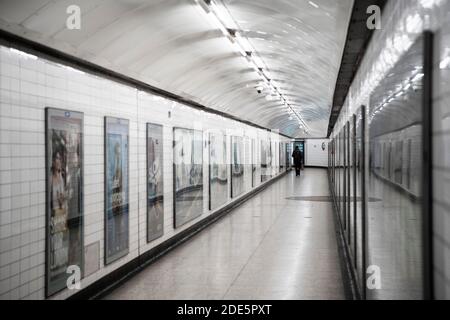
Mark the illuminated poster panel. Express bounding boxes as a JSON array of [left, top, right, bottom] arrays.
[[231, 136, 244, 198], [367, 33, 429, 299], [280, 142, 285, 172], [269, 140, 273, 178], [173, 128, 203, 228], [147, 123, 164, 242], [261, 140, 269, 182], [286, 143, 292, 168], [45, 108, 84, 297], [251, 139, 256, 187], [104, 117, 129, 265], [209, 132, 228, 210], [244, 137, 251, 192]]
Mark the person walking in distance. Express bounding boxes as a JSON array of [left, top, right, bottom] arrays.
[[292, 146, 302, 177]]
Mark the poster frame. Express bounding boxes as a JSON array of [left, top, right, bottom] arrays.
[[146, 122, 164, 243], [104, 116, 130, 265], [45, 107, 84, 297], [172, 126, 204, 229], [230, 136, 245, 198], [208, 131, 228, 211]]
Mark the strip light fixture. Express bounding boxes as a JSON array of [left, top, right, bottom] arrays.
[[195, 0, 310, 135]]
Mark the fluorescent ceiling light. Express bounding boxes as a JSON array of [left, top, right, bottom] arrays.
[[232, 40, 247, 56], [405, 14, 423, 34], [248, 60, 259, 72], [195, 0, 210, 13], [412, 72, 424, 82], [440, 56, 450, 69], [205, 10, 229, 36], [308, 1, 319, 8], [235, 32, 253, 53], [252, 55, 265, 69], [196, 0, 309, 132], [210, 1, 238, 29]]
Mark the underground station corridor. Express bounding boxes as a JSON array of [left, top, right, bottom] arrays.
[[105, 169, 345, 300], [1, 0, 450, 311]]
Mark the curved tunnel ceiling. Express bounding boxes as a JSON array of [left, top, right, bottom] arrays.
[[0, 0, 354, 138]]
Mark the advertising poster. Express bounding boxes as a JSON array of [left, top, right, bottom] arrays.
[[231, 136, 244, 198], [251, 139, 256, 187], [104, 117, 129, 265], [244, 137, 251, 192], [45, 108, 84, 297], [366, 34, 427, 300], [261, 139, 268, 182], [173, 128, 203, 228], [286, 143, 291, 168], [280, 142, 285, 172], [209, 132, 228, 210], [147, 123, 164, 242], [269, 140, 274, 177]]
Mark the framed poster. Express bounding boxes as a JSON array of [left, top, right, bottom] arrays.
[[251, 139, 256, 187], [173, 127, 203, 228], [279, 142, 285, 172], [244, 137, 251, 192], [286, 142, 291, 168], [147, 123, 164, 243], [261, 139, 269, 182], [354, 106, 366, 299], [231, 136, 244, 198], [366, 32, 431, 300], [269, 139, 273, 178], [209, 131, 228, 211], [45, 107, 84, 297], [104, 117, 129, 265]]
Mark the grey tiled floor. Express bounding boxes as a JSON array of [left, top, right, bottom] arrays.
[[105, 169, 345, 300]]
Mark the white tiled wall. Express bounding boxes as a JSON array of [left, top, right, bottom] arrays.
[[0, 46, 290, 300], [331, 0, 450, 299], [305, 139, 329, 168]]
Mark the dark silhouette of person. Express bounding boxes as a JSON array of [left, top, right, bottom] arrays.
[[292, 146, 302, 177]]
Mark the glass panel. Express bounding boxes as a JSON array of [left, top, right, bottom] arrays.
[[244, 137, 251, 191], [340, 134, 343, 221], [209, 131, 228, 211], [251, 139, 256, 187], [338, 133, 342, 218], [367, 35, 425, 299], [104, 117, 130, 265], [147, 123, 164, 242], [344, 124, 348, 231], [173, 128, 203, 228], [286, 142, 291, 169], [261, 139, 269, 182], [231, 136, 244, 198], [333, 139, 336, 193], [269, 140, 274, 177], [349, 121, 355, 255], [45, 108, 84, 296], [337, 135, 340, 214], [355, 107, 365, 294]]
